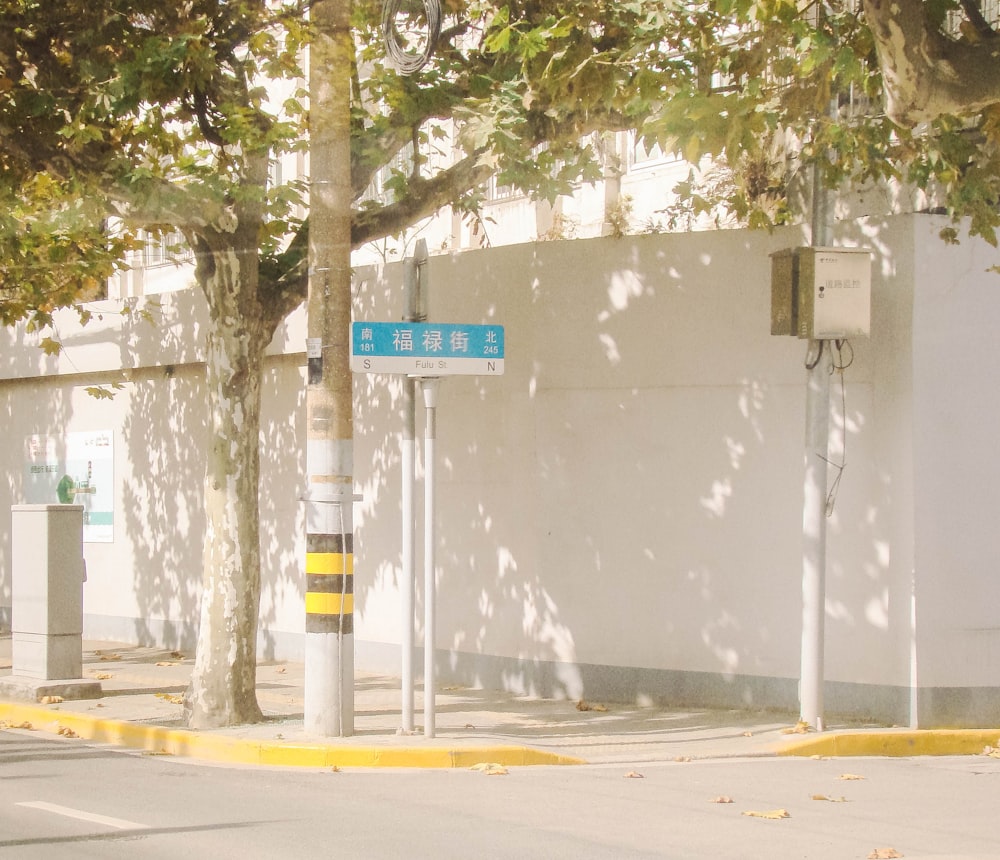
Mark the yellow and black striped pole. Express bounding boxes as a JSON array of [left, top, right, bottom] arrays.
[[303, 485, 355, 737], [305, 532, 353, 636]]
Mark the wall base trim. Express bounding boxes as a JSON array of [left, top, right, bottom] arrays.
[[72, 613, 997, 727]]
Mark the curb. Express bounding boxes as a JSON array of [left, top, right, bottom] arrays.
[[0, 702, 585, 769], [779, 729, 1000, 758]]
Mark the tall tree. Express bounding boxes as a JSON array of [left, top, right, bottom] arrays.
[[4, 0, 1000, 726]]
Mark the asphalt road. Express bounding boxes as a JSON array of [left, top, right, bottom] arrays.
[[2, 728, 999, 859]]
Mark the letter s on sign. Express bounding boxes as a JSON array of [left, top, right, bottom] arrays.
[[364, 358, 371, 369]]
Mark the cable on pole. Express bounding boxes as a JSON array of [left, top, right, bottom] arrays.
[[382, 0, 441, 74]]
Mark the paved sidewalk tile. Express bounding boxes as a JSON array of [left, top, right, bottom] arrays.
[[2, 637, 997, 768]]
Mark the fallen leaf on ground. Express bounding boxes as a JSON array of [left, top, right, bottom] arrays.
[[57, 725, 78, 738], [982, 745, 1000, 758], [674, 756, 692, 762], [0, 720, 33, 730], [743, 731, 753, 737], [470, 762, 509, 775], [868, 849, 903, 859], [741, 809, 790, 819], [839, 773, 865, 781], [710, 796, 734, 804], [170, 651, 184, 659], [275, 666, 287, 674], [575, 700, 608, 712], [98, 653, 121, 661], [330, 765, 341, 773], [811, 794, 849, 802], [155, 661, 177, 667], [39, 696, 63, 705], [624, 771, 644, 779], [463, 723, 476, 730], [810, 754, 831, 760], [155, 693, 184, 705], [94, 673, 112, 680], [781, 720, 813, 734]]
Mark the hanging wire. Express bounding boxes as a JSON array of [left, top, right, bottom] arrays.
[[823, 339, 851, 517], [831, 337, 854, 371], [337, 498, 348, 736], [382, 0, 441, 74]]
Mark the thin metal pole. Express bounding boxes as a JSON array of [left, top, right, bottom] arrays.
[[400, 254, 418, 735], [800, 339, 831, 731], [909, 577, 919, 728], [400, 241, 427, 734], [799, 101, 835, 730], [421, 377, 441, 738], [401, 376, 416, 733]]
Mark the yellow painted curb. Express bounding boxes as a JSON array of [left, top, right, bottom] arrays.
[[0, 702, 585, 768], [779, 729, 1000, 758]]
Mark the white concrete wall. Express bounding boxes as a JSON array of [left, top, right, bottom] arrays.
[[909, 219, 1000, 723], [352, 223, 903, 717], [2, 214, 996, 725]]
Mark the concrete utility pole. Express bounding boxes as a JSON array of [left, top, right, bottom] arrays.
[[304, 0, 354, 737]]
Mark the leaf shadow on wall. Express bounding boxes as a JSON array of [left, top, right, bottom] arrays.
[[0, 337, 72, 624], [349, 228, 898, 720], [119, 300, 205, 651]]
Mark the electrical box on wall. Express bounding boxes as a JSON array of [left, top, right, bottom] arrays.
[[770, 248, 798, 336], [770, 247, 871, 339]]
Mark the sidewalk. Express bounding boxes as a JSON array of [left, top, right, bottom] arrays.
[[1, 638, 998, 768]]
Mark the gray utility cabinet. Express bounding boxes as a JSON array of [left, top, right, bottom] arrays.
[[11, 504, 86, 680]]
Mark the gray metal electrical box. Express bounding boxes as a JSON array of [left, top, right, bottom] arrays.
[[770, 248, 798, 336], [770, 246, 871, 339]]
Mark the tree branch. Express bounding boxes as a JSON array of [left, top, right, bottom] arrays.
[[352, 152, 494, 247], [863, 0, 1000, 125], [958, 0, 996, 40]]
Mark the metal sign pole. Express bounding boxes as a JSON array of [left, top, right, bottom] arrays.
[[400, 243, 427, 734], [421, 377, 441, 738], [401, 376, 416, 734], [349, 317, 502, 736]]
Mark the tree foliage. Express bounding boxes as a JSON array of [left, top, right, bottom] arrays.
[[6, 0, 1000, 312]]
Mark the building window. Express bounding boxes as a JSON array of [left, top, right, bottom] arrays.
[[142, 231, 192, 269]]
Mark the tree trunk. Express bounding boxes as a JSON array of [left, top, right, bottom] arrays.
[[185, 230, 270, 728], [863, 0, 1000, 125]]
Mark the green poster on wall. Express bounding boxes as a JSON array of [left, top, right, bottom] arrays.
[[25, 430, 114, 543]]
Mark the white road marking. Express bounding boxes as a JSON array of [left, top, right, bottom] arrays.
[[17, 801, 150, 831]]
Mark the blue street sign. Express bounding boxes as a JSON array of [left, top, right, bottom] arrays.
[[350, 321, 505, 376]]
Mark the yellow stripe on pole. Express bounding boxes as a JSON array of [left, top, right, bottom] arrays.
[[306, 552, 354, 575], [305, 592, 354, 616]]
